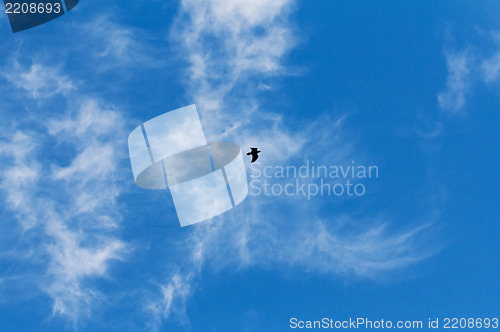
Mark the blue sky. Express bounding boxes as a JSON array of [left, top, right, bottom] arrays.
[[0, 1, 499, 331]]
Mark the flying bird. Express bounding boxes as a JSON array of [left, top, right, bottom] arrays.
[[246, 147, 261, 163]]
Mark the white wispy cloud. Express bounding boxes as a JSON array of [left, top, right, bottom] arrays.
[[172, 0, 296, 131], [438, 31, 500, 113], [184, 208, 437, 277], [49, 99, 123, 139], [481, 33, 500, 82], [0, 64, 127, 322], [145, 0, 303, 325], [147, 172, 438, 327], [1, 62, 74, 99], [0, 131, 41, 229], [78, 15, 165, 69], [437, 50, 471, 113], [147, 0, 438, 328], [145, 273, 193, 331], [44, 98, 127, 320]]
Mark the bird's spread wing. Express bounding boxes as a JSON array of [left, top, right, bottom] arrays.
[[251, 154, 259, 163]]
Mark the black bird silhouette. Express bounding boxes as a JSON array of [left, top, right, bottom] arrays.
[[246, 147, 261, 163]]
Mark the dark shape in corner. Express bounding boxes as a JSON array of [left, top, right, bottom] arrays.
[[246, 147, 261, 163], [4, 0, 79, 33]]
